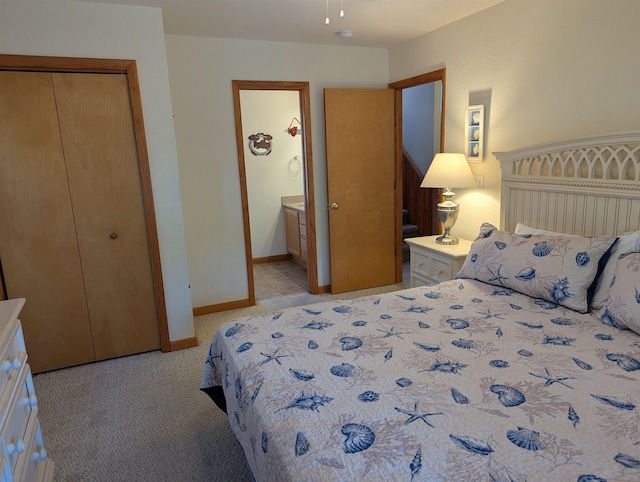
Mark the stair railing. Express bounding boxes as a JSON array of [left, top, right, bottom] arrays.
[[402, 148, 441, 236]]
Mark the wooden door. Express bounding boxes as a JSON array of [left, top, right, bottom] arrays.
[[53, 73, 160, 360], [0, 71, 160, 372], [0, 72, 96, 371], [325, 89, 396, 293]]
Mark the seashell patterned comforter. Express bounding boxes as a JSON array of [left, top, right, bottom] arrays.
[[201, 279, 640, 481]]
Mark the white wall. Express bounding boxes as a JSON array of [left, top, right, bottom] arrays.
[[165, 35, 389, 308], [390, 0, 640, 242], [0, 0, 194, 342], [403, 82, 437, 176], [241, 90, 304, 258]]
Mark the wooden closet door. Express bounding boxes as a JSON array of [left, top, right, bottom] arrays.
[[0, 72, 96, 372], [52, 73, 161, 360]]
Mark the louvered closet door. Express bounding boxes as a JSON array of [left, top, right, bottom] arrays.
[[0, 71, 96, 371], [52, 73, 161, 361]]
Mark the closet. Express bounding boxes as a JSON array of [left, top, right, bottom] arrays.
[[0, 70, 161, 373]]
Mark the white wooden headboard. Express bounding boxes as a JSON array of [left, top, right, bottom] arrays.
[[495, 131, 640, 236]]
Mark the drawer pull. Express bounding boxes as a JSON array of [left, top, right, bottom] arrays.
[[32, 448, 47, 462], [7, 439, 25, 455], [23, 395, 38, 410], [1, 356, 20, 372], [435, 268, 443, 275]]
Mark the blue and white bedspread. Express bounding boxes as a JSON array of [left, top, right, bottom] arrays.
[[201, 280, 640, 481]]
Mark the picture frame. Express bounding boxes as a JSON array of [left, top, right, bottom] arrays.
[[465, 104, 484, 162]]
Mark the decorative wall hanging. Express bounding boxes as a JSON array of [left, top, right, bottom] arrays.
[[287, 117, 301, 137], [465, 104, 484, 162], [248, 132, 273, 156]]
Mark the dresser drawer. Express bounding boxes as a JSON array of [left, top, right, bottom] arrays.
[[35, 458, 54, 482], [410, 250, 456, 284], [0, 299, 53, 482], [14, 413, 51, 482], [406, 236, 472, 286], [0, 363, 36, 477], [0, 455, 8, 482], [410, 249, 432, 280], [430, 253, 457, 283], [0, 321, 27, 398], [410, 272, 432, 288]]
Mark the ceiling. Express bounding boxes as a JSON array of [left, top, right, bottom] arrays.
[[79, 0, 506, 49]]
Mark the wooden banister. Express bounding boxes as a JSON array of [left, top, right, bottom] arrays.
[[402, 148, 440, 236]]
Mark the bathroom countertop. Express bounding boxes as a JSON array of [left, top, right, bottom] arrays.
[[282, 201, 305, 213], [282, 195, 305, 213]]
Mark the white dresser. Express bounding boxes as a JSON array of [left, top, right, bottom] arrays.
[[0, 299, 54, 482], [405, 236, 472, 287]]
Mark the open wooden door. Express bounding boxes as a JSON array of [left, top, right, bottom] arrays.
[[325, 89, 396, 293]]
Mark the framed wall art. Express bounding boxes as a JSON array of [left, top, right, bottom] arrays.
[[465, 104, 484, 162]]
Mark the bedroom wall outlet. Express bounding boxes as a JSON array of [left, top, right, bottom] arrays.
[[474, 175, 484, 189]]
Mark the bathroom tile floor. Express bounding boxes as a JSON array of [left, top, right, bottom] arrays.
[[253, 259, 411, 301], [253, 260, 308, 300]]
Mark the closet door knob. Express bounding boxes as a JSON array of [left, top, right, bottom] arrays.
[[109, 232, 118, 239], [330, 203, 339, 210]]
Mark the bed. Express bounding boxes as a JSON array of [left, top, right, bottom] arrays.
[[201, 131, 640, 481]]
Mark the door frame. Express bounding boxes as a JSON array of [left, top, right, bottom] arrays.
[[389, 68, 446, 281], [0, 54, 171, 353], [232, 80, 318, 302]]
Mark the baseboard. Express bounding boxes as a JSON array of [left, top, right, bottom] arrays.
[[169, 337, 198, 351], [193, 298, 254, 316], [253, 254, 291, 264], [317, 284, 330, 294]]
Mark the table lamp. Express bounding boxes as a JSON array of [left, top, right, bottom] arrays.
[[420, 153, 477, 245]]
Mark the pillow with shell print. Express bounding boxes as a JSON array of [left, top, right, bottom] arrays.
[[597, 252, 640, 334], [456, 222, 619, 313]]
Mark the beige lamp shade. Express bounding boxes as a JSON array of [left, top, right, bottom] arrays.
[[420, 153, 476, 189]]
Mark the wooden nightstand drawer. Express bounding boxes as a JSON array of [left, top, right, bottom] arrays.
[[406, 236, 472, 287]]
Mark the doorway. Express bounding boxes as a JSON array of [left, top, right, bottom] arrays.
[[232, 81, 318, 305], [390, 69, 446, 282]]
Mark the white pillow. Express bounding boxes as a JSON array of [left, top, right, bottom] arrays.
[[514, 223, 578, 237], [515, 223, 640, 309]]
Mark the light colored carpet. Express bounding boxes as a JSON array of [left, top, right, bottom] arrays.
[[259, 283, 407, 310], [32, 282, 406, 481], [259, 292, 325, 310]]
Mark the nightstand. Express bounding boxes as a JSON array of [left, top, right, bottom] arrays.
[[405, 236, 472, 287]]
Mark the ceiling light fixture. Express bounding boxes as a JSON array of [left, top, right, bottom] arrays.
[[325, 0, 345, 26]]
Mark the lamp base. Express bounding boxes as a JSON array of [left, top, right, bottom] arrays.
[[436, 189, 460, 246], [436, 233, 459, 245]]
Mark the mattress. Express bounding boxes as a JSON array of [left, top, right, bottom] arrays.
[[201, 279, 640, 481]]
